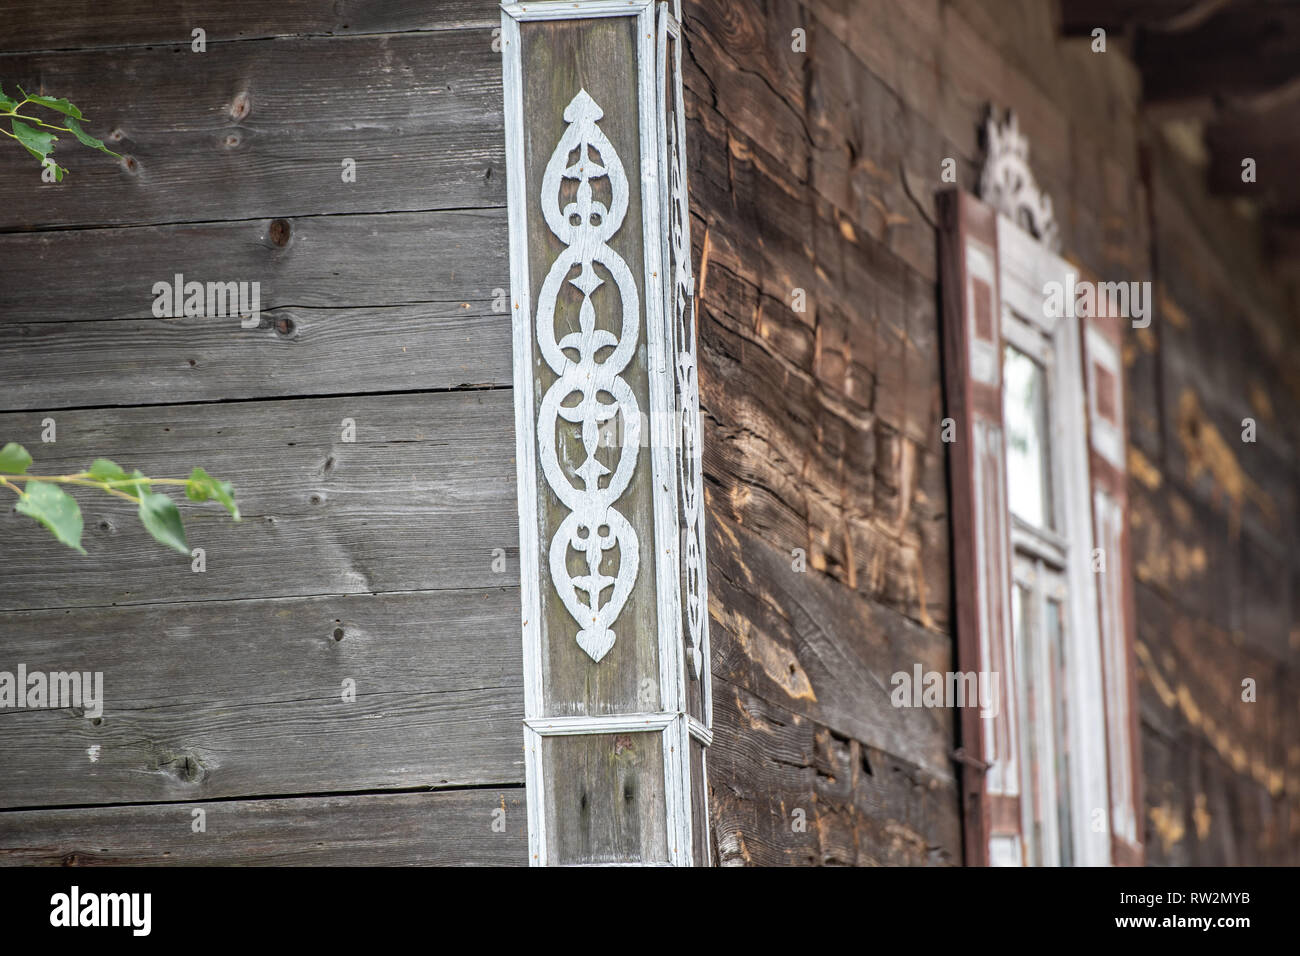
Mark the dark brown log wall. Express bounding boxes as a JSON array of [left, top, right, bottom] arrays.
[[684, 0, 1299, 865]]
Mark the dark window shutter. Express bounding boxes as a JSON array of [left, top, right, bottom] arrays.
[[938, 189, 1025, 866]]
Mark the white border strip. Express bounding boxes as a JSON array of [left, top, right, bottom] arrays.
[[526, 713, 676, 735]]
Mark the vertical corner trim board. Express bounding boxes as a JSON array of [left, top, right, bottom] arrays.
[[501, 0, 712, 867]]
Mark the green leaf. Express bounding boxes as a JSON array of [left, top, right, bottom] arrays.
[[138, 490, 188, 554], [0, 85, 17, 112], [21, 90, 83, 120], [16, 481, 85, 553], [86, 458, 126, 481], [0, 442, 32, 474], [122, 468, 149, 500], [186, 466, 240, 520], [65, 116, 120, 157], [11, 118, 57, 163]]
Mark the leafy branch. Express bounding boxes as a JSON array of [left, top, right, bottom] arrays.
[[0, 443, 239, 555], [1, 84, 120, 181]]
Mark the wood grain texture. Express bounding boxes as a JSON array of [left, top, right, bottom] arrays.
[[0, 0, 498, 53], [0, 789, 526, 866], [0, 210, 507, 325], [682, 0, 960, 864], [0, 32, 504, 229], [708, 677, 960, 866], [707, 509, 955, 782], [0, 587, 523, 808], [688, 107, 951, 635], [0, 305, 511, 411], [1125, 131, 1300, 865], [682, 0, 1300, 868], [518, 14, 663, 718], [0, 0, 1294, 870], [0, 390, 519, 611]]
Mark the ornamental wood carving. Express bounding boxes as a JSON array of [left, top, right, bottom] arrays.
[[667, 107, 705, 681], [979, 109, 1061, 253], [535, 89, 640, 663]]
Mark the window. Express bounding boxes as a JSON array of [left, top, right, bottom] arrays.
[[937, 109, 1143, 868]]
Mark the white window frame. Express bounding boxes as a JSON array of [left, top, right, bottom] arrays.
[[997, 217, 1110, 867]]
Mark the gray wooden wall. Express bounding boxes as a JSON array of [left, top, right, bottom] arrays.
[[0, 0, 527, 864]]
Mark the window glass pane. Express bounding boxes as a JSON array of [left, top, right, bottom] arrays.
[[1003, 345, 1054, 530], [1046, 598, 1073, 867]]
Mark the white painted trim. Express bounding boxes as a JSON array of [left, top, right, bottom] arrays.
[[501, 0, 710, 868], [998, 221, 1064, 337], [526, 713, 676, 735], [1094, 489, 1135, 843], [664, 6, 712, 731], [521, 724, 547, 864], [632, 0, 693, 867], [1085, 325, 1124, 470], [997, 214, 1109, 868], [964, 240, 1000, 388], [500, 8, 546, 868], [502, 1, 652, 21], [686, 714, 713, 747]]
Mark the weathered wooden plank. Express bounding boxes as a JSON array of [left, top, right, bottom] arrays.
[[696, 252, 950, 634], [1140, 716, 1297, 866], [687, 97, 945, 449], [1129, 484, 1232, 638], [706, 509, 955, 781], [0, 587, 523, 808], [0, 0, 498, 53], [0, 32, 504, 229], [0, 390, 518, 611], [1145, 164, 1300, 595], [708, 676, 960, 866], [1135, 583, 1288, 810], [681, 0, 809, 183], [0, 210, 507, 325], [0, 305, 511, 410], [812, 723, 960, 866], [683, 2, 951, 286], [0, 789, 527, 866], [1150, 135, 1297, 343]]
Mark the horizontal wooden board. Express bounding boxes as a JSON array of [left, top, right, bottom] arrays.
[[708, 677, 961, 866], [0, 789, 526, 866], [0, 0, 497, 53], [692, 214, 950, 633], [0, 390, 518, 611], [1, 304, 512, 410], [1135, 582, 1290, 813], [0, 587, 523, 808], [0, 210, 507, 325], [706, 509, 956, 782], [0, 31, 503, 230], [1140, 709, 1296, 866]]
